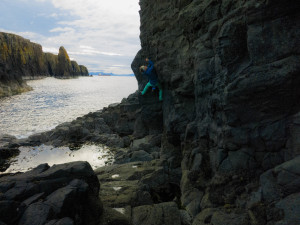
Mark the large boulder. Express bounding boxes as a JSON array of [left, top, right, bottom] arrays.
[[0, 161, 102, 225]]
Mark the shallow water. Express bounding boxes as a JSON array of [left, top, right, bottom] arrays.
[[0, 76, 137, 173], [0, 76, 137, 138], [3, 144, 114, 174]]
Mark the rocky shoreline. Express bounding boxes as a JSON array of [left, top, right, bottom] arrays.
[[1, 88, 299, 224], [0, 92, 182, 225], [0, 81, 32, 98], [0, 0, 299, 224]]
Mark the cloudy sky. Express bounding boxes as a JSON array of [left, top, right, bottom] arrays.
[[0, 0, 141, 74]]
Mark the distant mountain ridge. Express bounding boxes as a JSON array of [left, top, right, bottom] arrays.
[[0, 32, 89, 98], [90, 72, 134, 76]]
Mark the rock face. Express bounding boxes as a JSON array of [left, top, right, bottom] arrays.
[[44, 53, 58, 76], [0, 32, 89, 97], [79, 65, 89, 76], [130, 0, 300, 224], [57, 46, 72, 77]]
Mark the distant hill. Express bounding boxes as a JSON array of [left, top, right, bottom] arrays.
[[89, 72, 134, 77]]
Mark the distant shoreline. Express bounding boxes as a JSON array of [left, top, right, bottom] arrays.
[[89, 72, 135, 77]]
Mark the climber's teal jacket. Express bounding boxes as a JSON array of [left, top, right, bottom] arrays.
[[143, 60, 158, 88]]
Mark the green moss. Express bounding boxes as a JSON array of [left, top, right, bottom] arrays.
[[64, 51, 70, 62], [0, 42, 9, 61], [20, 49, 26, 65]]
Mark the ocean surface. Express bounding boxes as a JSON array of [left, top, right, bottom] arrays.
[[0, 76, 138, 138], [0, 76, 137, 173]]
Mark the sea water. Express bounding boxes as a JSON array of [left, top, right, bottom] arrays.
[[0, 76, 137, 172], [0, 76, 137, 138]]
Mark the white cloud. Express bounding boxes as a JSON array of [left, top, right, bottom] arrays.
[[49, 13, 58, 18], [69, 50, 122, 56], [1, 0, 141, 74], [112, 65, 127, 67], [49, 27, 75, 33], [80, 45, 94, 50], [47, 0, 141, 56], [42, 47, 58, 54], [49, 0, 141, 73]]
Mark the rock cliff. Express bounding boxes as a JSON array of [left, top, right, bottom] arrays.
[[57, 46, 72, 77], [130, 0, 300, 224], [0, 32, 89, 97], [44, 53, 58, 76]]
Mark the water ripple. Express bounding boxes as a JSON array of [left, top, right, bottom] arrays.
[[0, 76, 137, 138]]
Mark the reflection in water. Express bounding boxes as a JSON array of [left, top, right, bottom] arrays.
[[4, 144, 114, 173], [0, 76, 137, 138]]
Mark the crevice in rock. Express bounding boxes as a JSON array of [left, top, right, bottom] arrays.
[[150, 182, 181, 205]]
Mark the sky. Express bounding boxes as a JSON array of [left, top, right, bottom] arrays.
[[0, 0, 141, 74]]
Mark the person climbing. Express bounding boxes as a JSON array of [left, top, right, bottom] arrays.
[[139, 57, 163, 101]]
